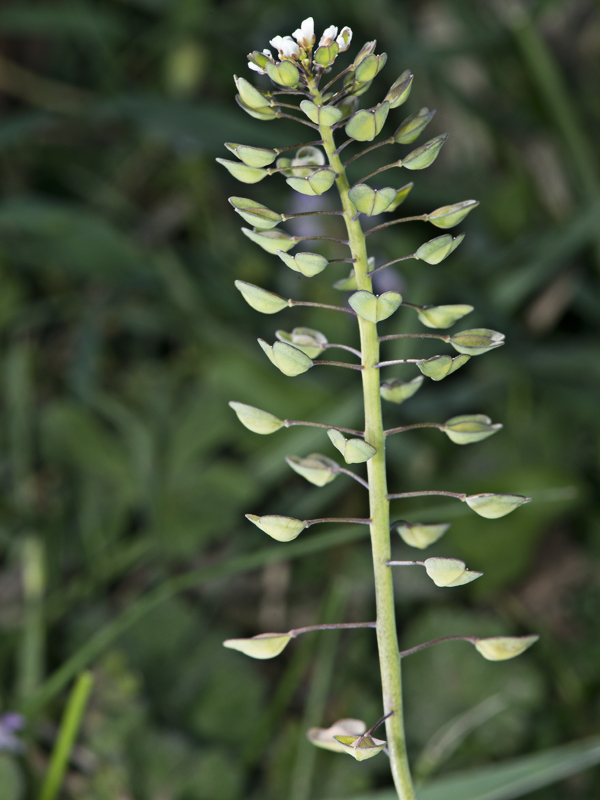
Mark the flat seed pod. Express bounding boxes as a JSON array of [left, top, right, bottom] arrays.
[[355, 53, 387, 82], [246, 514, 307, 542], [334, 734, 387, 761], [307, 719, 367, 753], [402, 133, 448, 170], [394, 521, 450, 549], [286, 453, 338, 487], [314, 43, 339, 67], [229, 401, 284, 434], [229, 197, 281, 228], [385, 182, 414, 212], [428, 200, 479, 228], [443, 414, 502, 445], [235, 95, 278, 120], [224, 143, 277, 167], [380, 376, 424, 404], [345, 102, 390, 141], [223, 632, 292, 659], [234, 76, 270, 109], [475, 635, 539, 661], [234, 280, 288, 314], [417, 354, 471, 381], [299, 99, 343, 126], [272, 341, 313, 376], [385, 69, 414, 107], [333, 270, 358, 291], [287, 168, 337, 196], [216, 158, 267, 184], [242, 227, 296, 254], [449, 328, 505, 356], [276, 250, 329, 277], [416, 304, 473, 329], [348, 290, 402, 323], [465, 493, 531, 519], [348, 184, 398, 216], [394, 107, 436, 144], [327, 429, 376, 464], [424, 557, 482, 587], [265, 59, 300, 87], [276, 327, 327, 358], [415, 233, 464, 264]]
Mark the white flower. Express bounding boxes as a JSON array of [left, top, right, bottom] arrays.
[[293, 17, 315, 49], [248, 49, 274, 74], [319, 25, 338, 47], [336, 27, 352, 52], [270, 35, 300, 59]]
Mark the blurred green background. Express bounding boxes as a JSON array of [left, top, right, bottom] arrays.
[[0, 0, 599, 798]]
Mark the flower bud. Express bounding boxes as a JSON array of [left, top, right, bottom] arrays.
[[385, 69, 414, 108], [328, 429, 376, 464], [242, 227, 296, 254], [234, 280, 288, 314], [234, 75, 270, 109], [307, 719, 367, 753], [394, 107, 436, 144], [424, 557, 483, 587], [216, 158, 267, 184], [401, 133, 448, 170], [246, 514, 307, 541], [385, 182, 414, 212], [258, 339, 313, 376], [300, 99, 343, 126], [333, 270, 358, 291], [443, 414, 502, 445], [229, 197, 281, 228], [428, 200, 479, 228], [449, 328, 505, 356], [415, 233, 464, 264], [345, 102, 390, 141], [223, 632, 292, 659], [286, 453, 338, 486], [276, 327, 327, 358], [229, 401, 284, 434], [265, 59, 300, 87], [349, 184, 398, 216], [334, 734, 386, 761], [224, 142, 277, 168], [394, 521, 450, 549], [349, 290, 402, 323], [355, 52, 387, 83], [380, 376, 424, 404], [313, 42, 339, 67], [465, 493, 531, 519], [417, 354, 470, 381], [277, 250, 329, 277], [416, 304, 473, 329], [287, 167, 337, 196], [474, 635, 539, 661]]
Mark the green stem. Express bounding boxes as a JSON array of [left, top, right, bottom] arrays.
[[316, 89, 417, 800]]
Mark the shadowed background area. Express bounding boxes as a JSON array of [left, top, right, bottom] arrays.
[[0, 0, 599, 798]]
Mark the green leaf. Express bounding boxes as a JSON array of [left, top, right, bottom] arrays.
[[348, 184, 398, 216], [216, 158, 267, 184], [299, 100, 343, 126], [428, 200, 479, 228], [0, 756, 24, 800], [229, 197, 281, 228], [245, 514, 307, 542], [241, 227, 296, 254], [416, 304, 473, 329], [345, 102, 390, 142], [443, 414, 502, 445], [224, 143, 277, 167], [277, 250, 329, 277], [402, 133, 448, 170], [228, 401, 284, 435], [394, 107, 436, 144], [234, 280, 288, 314], [286, 168, 337, 196], [223, 633, 292, 659], [416, 233, 464, 264], [286, 453, 338, 487], [380, 376, 424, 404], [385, 69, 414, 108], [348, 290, 402, 322], [394, 521, 450, 549], [327, 429, 376, 464]]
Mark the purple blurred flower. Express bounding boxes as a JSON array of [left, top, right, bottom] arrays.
[[0, 713, 25, 753]]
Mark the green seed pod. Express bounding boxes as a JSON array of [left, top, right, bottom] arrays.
[[276, 251, 329, 277], [300, 99, 343, 126], [307, 719, 367, 753], [223, 632, 292, 659], [348, 184, 398, 216], [333, 270, 358, 291], [394, 521, 450, 549], [475, 635, 539, 661], [224, 142, 277, 167], [327, 429, 376, 464], [385, 69, 414, 108], [314, 43, 339, 67], [449, 328, 505, 356], [416, 304, 473, 329], [417, 354, 471, 381], [236, 95, 278, 120], [355, 53, 387, 83], [286, 453, 338, 487], [385, 182, 414, 212], [234, 280, 288, 314], [428, 200, 479, 228], [247, 50, 271, 72], [229, 401, 284, 435], [394, 107, 436, 144], [334, 734, 387, 761], [276, 327, 327, 358], [242, 227, 296, 254], [216, 158, 268, 184], [229, 197, 282, 228], [380, 376, 424, 404], [337, 95, 359, 120], [402, 133, 448, 170], [290, 145, 325, 175], [348, 290, 402, 323], [465, 493, 531, 519], [246, 514, 308, 542], [287, 167, 337, 196], [234, 75, 271, 109], [353, 40, 377, 66], [424, 557, 483, 587], [345, 102, 390, 142], [415, 233, 464, 264], [443, 414, 502, 445], [265, 59, 300, 87], [258, 339, 313, 376]]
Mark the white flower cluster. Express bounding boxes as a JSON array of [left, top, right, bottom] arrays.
[[249, 17, 352, 73]]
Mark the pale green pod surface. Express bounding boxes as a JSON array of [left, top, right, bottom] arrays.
[[337, 95, 359, 120], [348, 290, 402, 323], [224, 143, 277, 167], [258, 338, 277, 367], [242, 227, 296, 254], [428, 200, 479, 228], [449, 328, 505, 356], [417, 304, 474, 329], [247, 50, 271, 72], [345, 102, 390, 142], [236, 95, 278, 121], [272, 342, 313, 376], [334, 735, 386, 762], [424, 557, 482, 587], [402, 133, 448, 170], [234, 280, 288, 314], [276, 250, 329, 277], [417, 354, 471, 381], [395, 521, 450, 549], [465, 493, 531, 519], [443, 414, 502, 445], [475, 635, 539, 661], [216, 158, 267, 184], [265, 59, 300, 87], [394, 107, 436, 144], [385, 69, 414, 108], [327, 429, 376, 464], [386, 182, 414, 212], [229, 401, 284, 434], [416, 233, 464, 264], [291, 145, 325, 173], [234, 75, 270, 109], [286, 453, 338, 487], [246, 514, 307, 542], [299, 99, 343, 126], [314, 43, 339, 67], [380, 376, 424, 404], [276, 327, 327, 358], [229, 197, 281, 228], [307, 719, 367, 753], [355, 53, 387, 83], [348, 184, 398, 216], [333, 270, 358, 291], [287, 168, 337, 196], [223, 632, 292, 659]]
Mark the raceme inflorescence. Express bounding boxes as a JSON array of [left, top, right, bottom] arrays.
[[219, 18, 538, 800]]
